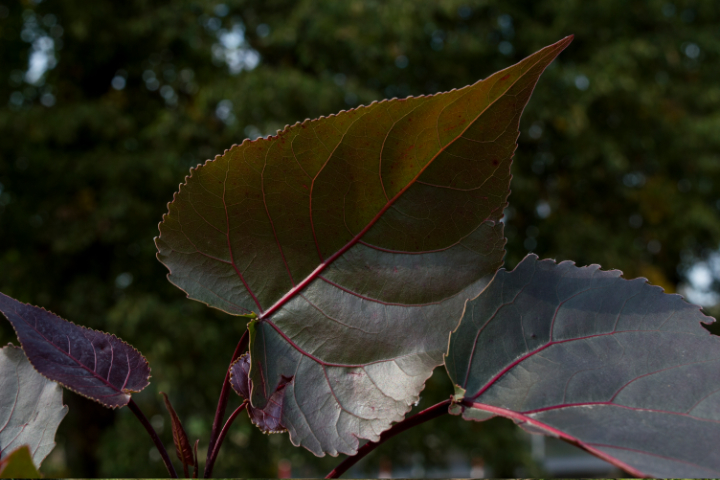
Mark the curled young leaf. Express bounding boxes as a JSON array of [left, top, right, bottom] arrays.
[[160, 392, 195, 470], [445, 254, 720, 477], [229, 353, 286, 434], [0, 292, 150, 408], [0, 345, 67, 469], [157, 36, 572, 455]]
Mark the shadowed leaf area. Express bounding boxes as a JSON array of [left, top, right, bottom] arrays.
[[446, 254, 720, 477], [157, 36, 571, 455], [0, 293, 150, 409], [0, 345, 67, 469]]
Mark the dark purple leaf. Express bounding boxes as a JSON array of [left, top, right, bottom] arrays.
[[229, 354, 286, 434], [157, 37, 573, 455], [0, 345, 66, 469], [0, 292, 150, 409], [445, 254, 720, 477], [160, 392, 195, 469]]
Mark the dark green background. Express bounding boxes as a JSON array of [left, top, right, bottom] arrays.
[[1, 0, 719, 476]]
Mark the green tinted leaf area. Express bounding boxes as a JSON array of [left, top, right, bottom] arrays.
[[157, 37, 572, 455], [0, 445, 42, 478], [446, 254, 720, 477], [0, 346, 67, 469]]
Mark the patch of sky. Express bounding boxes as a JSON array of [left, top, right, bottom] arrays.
[[20, 11, 59, 86], [213, 22, 260, 74]]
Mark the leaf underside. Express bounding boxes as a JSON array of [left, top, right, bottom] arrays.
[[0, 345, 67, 469], [0, 292, 150, 409], [229, 353, 285, 434], [157, 37, 572, 455], [445, 254, 720, 478]]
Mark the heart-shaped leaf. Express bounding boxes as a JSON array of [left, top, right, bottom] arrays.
[[445, 254, 720, 477], [229, 353, 285, 434], [0, 445, 42, 478], [157, 37, 572, 455], [0, 292, 150, 408], [0, 345, 67, 469]]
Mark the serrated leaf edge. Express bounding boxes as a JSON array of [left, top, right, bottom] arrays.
[[0, 296, 151, 409]]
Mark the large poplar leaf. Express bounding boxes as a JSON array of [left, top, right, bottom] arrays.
[[445, 254, 720, 477], [0, 292, 150, 408], [156, 37, 572, 455], [0, 345, 67, 469]]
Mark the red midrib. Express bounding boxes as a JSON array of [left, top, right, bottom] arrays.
[[257, 44, 563, 322], [464, 401, 646, 478]]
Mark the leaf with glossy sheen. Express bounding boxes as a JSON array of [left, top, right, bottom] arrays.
[[0, 292, 150, 408], [229, 353, 286, 434], [0, 345, 67, 469], [0, 445, 42, 478], [157, 37, 572, 455], [445, 254, 720, 477]]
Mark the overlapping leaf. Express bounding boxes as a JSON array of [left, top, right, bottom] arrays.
[[157, 37, 573, 455], [229, 353, 285, 434], [0, 292, 150, 408], [0, 445, 42, 478], [0, 345, 67, 469], [445, 254, 720, 477]]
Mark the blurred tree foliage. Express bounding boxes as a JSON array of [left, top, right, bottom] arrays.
[[1, 0, 719, 476]]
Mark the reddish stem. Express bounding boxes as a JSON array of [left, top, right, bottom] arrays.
[[203, 329, 249, 478], [205, 401, 249, 477], [128, 398, 178, 478], [325, 399, 451, 478]]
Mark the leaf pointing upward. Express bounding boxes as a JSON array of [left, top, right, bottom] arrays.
[[446, 254, 720, 478], [157, 37, 572, 455], [160, 392, 195, 472], [0, 292, 150, 409]]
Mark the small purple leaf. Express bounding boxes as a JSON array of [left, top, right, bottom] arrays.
[[160, 392, 195, 471], [445, 254, 720, 477], [0, 292, 150, 409], [229, 354, 286, 434]]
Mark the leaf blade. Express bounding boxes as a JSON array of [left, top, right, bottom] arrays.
[[446, 254, 720, 477], [157, 37, 572, 455], [0, 292, 150, 408], [0, 345, 67, 469]]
